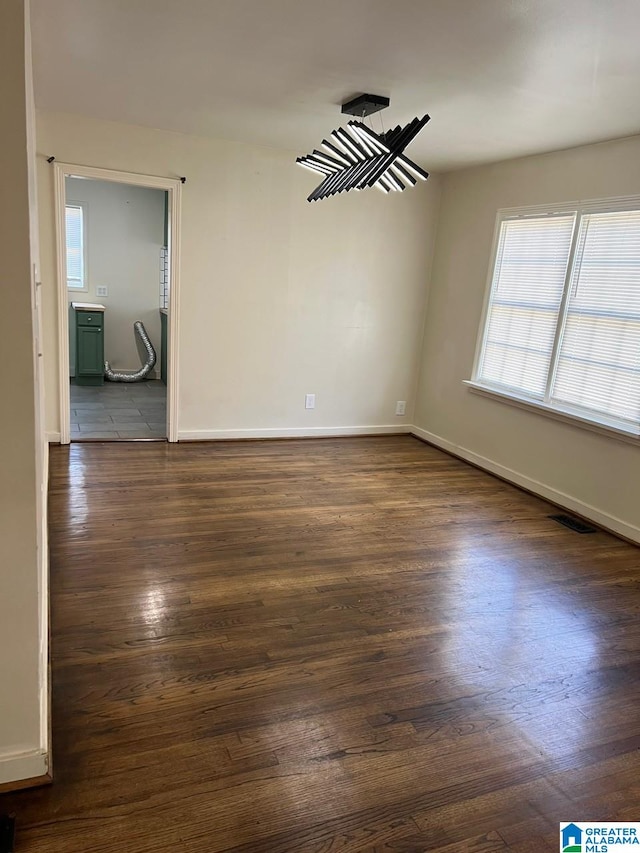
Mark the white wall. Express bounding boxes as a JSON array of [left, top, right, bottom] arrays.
[[66, 177, 165, 376], [37, 111, 441, 440], [0, 0, 48, 786], [414, 135, 640, 542]]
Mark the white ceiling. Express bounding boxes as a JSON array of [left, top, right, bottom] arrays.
[[30, 0, 640, 171]]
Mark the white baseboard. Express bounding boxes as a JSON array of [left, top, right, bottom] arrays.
[[178, 424, 412, 441], [410, 426, 640, 544], [46, 431, 61, 443], [0, 748, 48, 786]]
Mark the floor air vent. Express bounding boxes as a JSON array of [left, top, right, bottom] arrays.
[[548, 514, 597, 534]]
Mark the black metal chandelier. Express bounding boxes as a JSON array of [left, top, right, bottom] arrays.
[[296, 94, 430, 202]]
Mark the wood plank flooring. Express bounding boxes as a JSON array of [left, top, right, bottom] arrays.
[[1, 435, 639, 852]]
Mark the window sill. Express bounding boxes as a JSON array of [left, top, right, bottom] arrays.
[[463, 381, 640, 447]]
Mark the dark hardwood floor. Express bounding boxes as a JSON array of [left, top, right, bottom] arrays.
[[2, 436, 639, 852]]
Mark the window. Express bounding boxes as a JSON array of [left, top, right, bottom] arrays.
[[471, 199, 640, 437], [65, 203, 86, 289]]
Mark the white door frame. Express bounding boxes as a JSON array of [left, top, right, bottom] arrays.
[[54, 162, 182, 443]]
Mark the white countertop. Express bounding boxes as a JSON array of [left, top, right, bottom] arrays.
[[71, 302, 106, 312]]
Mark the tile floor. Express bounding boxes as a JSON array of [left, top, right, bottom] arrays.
[[70, 379, 167, 440]]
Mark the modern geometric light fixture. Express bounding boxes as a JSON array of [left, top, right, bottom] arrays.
[[296, 94, 430, 202]]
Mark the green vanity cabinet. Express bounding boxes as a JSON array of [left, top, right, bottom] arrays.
[[72, 303, 105, 386]]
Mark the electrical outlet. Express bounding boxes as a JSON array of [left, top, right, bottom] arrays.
[[395, 400, 406, 416], [96, 285, 108, 298], [305, 393, 316, 410]]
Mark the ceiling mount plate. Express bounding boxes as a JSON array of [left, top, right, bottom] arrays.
[[341, 93, 390, 117]]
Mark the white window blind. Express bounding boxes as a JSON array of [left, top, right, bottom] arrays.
[[474, 200, 640, 436], [552, 210, 640, 425], [66, 204, 85, 289], [478, 214, 575, 397]]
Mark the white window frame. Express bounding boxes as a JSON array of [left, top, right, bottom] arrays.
[[466, 195, 640, 444], [65, 200, 88, 292]]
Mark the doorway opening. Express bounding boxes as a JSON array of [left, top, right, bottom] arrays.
[[54, 164, 181, 443]]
